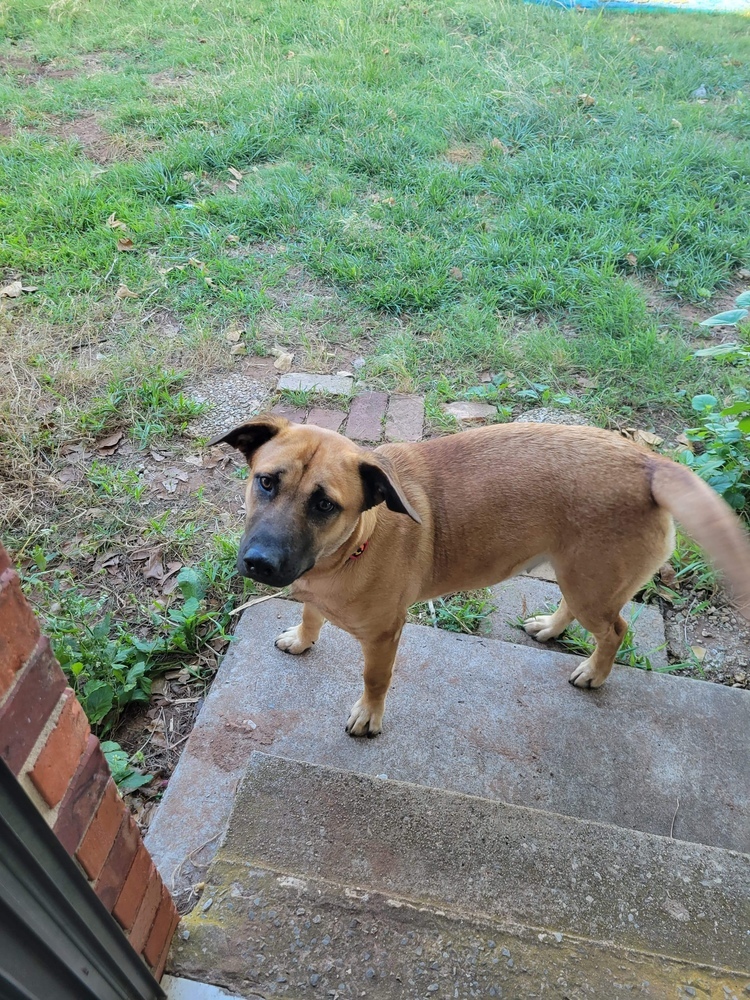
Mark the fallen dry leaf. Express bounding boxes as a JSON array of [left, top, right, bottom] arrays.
[[117, 237, 136, 252], [94, 552, 120, 573], [106, 213, 128, 231], [96, 430, 124, 453], [622, 427, 663, 449], [227, 166, 243, 181], [273, 351, 294, 373], [691, 645, 706, 663], [658, 563, 677, 588], [57, 467, 81, 485], [143, 549, 165, 581], [1, 280, 26, 298], [115, 284, 138, 299], [188, 257, 206, 269], [577, 93, 596, 107], [225, 180, 239, 193]]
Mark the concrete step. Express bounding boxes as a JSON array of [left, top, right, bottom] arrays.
[[146, 598, 750, 910], [170, 753, 750, 998], [485, 576, 668, 667]]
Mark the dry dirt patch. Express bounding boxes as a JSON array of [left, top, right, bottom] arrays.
[[51, 112, 132, 164]]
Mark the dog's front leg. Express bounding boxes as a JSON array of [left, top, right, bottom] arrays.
[[346, 621, 405, 738], [275, 603, 325, 655]]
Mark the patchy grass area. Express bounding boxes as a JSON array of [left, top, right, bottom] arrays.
[[2, 0, 750, 801]]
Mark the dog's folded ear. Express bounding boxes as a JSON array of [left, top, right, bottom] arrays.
[[359, 457, 421, 523], [209, 415, 288, 461]]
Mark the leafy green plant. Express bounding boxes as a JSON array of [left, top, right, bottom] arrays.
[[24, 563, 235, 733], [679, 392, 750, 517], [101, 741, 153, 791], [694, 290, 750, 363]]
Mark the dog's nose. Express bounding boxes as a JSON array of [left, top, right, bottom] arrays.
[[242, 547, 281, 581]]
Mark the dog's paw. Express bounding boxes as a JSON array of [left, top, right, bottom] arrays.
[[569, 658, 606, 689], [345, 697, 383, 738], [524, 614, 561, 643], [275, 625, 314, 655]]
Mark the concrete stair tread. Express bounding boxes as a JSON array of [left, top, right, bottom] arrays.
[[147, 598, 750, 910], [170, 753, 750, 997]]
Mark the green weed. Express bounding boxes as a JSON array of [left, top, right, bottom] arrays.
[[78, 371, 206, 445], [411, 590, 496, 635], [22, 555, 236, 733], [680, 392, 750, 517]]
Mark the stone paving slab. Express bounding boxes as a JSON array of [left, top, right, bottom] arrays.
[[276, 373, 354, 396], [146, 599, 750, 902], [385, 394, 425, 442], [487, 577, 668, 667]]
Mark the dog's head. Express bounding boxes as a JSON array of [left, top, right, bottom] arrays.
[[210, 415, 420, 587]]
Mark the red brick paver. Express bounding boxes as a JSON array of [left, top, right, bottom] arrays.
[[344, 391, 388, 442], [306, 407, 346, 432]]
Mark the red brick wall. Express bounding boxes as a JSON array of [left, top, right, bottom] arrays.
[[0, 543, 179, 981]]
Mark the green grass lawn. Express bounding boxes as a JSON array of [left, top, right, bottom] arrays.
[[2, 0, 749, 420], [1, 0, 749, 753]]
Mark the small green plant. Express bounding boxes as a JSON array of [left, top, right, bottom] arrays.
[[411, 590, 495, 635], [101, 741, 153, 791], [24, 563, 235, 733], [78, 371, 207, 446], [679, 392, 750, 517], [693, 290, 750, 364], [87, 461, 146, 500]]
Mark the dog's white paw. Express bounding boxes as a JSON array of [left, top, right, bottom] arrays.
[[345, 697, 383, 738], [569, 658, 606, 689], [524, 614, 561, 643], [275, 625, 314, 655]]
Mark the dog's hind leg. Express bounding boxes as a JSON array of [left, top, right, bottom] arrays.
[[275, 603, 325, 655], [524, 598, 574, 642]]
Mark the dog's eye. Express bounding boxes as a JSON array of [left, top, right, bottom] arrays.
[[258, 475, 274, 492], [316, 498, 335, 513]]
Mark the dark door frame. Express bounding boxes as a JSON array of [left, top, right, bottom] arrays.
[[0, 756, 164, 1000]]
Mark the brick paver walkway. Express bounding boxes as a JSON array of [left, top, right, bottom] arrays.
[[272, 385, 425, 444]]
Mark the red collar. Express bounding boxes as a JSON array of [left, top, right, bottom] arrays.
[[349, 539, 369, 560]]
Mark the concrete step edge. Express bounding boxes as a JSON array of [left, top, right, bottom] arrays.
[[172, 862, 749, 998], [215, 753, 750, 975]]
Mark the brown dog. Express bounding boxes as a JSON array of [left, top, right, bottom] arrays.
[[212, 416, 750, 737]]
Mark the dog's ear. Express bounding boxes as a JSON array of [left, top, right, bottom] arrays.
[[209, 415, 288, 461], [359, 457, 421, 523]]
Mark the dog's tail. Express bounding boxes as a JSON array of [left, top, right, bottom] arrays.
[[649, 458, 750, 620]]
